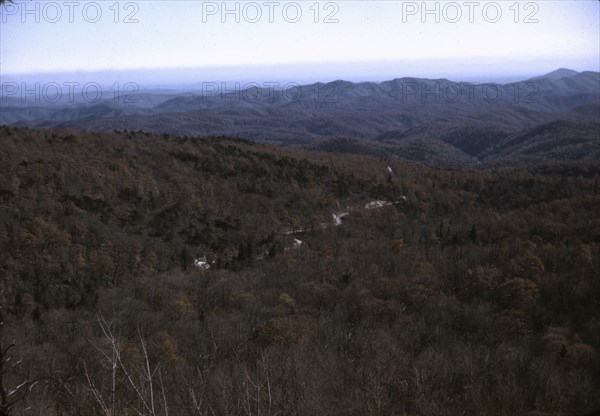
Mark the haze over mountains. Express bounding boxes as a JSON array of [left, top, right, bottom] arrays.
[[2, 68, 598, 167]]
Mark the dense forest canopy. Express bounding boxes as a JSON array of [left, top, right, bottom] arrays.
[[0, 125, 599, 415]]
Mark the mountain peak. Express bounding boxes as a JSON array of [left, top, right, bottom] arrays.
[[531, 68, 579, 81]]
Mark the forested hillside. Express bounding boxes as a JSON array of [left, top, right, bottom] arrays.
[[0, 125, 599, 415], [2, 71, 598, 168]]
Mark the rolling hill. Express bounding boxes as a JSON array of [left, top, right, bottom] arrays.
[[0, 125, 599, 415], [2, 69, 598, 167]]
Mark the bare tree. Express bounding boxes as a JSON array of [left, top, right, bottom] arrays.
[[84, 314, 119, 416], [85, 314, 170, 416], [0, 311, 36, 416]]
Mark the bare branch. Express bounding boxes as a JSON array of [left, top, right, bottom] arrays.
[[84, 362, 111, 416], [158, 370, 169, 416]]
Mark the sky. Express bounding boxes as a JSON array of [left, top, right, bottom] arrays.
[[0, 0, 599, 86]]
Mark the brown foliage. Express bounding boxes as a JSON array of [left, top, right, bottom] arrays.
[[252, 315, 315, 348]]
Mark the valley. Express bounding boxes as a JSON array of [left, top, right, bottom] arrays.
[[0, 123, 599, 414]]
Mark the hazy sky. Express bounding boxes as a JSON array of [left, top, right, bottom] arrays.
[[1, 0, 599, 84]]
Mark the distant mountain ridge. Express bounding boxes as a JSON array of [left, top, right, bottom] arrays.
[[529, 68, 579, 80], [1, 69, 598, 167]]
